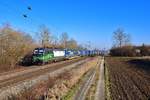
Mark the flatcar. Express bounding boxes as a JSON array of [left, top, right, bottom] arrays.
[[64, 49, 74, 59]]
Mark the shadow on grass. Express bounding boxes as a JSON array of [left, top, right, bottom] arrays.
[[127, 59, 150, 73]]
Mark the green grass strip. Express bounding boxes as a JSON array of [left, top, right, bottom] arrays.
[[61, 83, 80, 100], [104, 61, 112, 100], [61, 68, 93, 100]]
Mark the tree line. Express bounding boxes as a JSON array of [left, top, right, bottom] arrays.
[[110, 28, 150, 57], [37, 25, 81, 49], [0, 24, 87, 71]]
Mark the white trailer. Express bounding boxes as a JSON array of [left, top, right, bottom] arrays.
[[53, 49, 65, 61]]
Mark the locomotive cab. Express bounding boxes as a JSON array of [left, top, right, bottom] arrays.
[[33, 48, 54, 64]]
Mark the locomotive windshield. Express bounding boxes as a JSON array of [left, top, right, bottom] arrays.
[[33, 48, 44, 56], [33, 48, 53, 56]]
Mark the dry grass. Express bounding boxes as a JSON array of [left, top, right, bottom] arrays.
[[11, 57, 98, 100], [85, 58, 101, 100]]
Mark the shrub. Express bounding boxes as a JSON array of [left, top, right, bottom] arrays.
[[0, 25, 36, 71], [110, 46, 136, 57]]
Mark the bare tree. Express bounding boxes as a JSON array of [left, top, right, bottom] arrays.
[[113, 28, 131, 47], [60, 32, 68, 48], [77, 44, 85, 50], [67, 38, 78, 49], [38, 25, 52, 47], [124, 33, 131, 45], [51, 35, 59, 48]]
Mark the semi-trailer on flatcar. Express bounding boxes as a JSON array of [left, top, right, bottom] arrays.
[[31, 47, 101, 65]]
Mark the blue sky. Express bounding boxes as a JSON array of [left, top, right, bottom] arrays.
[[0, 0, 150, 49]]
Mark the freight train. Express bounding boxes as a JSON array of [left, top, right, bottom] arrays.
[[21, 48, 101, 65], [32, 48, 101, 65]]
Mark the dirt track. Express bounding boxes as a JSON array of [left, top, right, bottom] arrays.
[[74, 68, 96, 100], [74, 56, 104, 100]]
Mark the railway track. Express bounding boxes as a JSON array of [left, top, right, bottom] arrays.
[[0, 57, 93, 99], [0, 57, 87, 89], [0, 57, 84, 80]]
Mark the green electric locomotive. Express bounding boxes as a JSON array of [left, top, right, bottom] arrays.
[[33, 48, 54, 64], [33, 48, 66, 64]]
